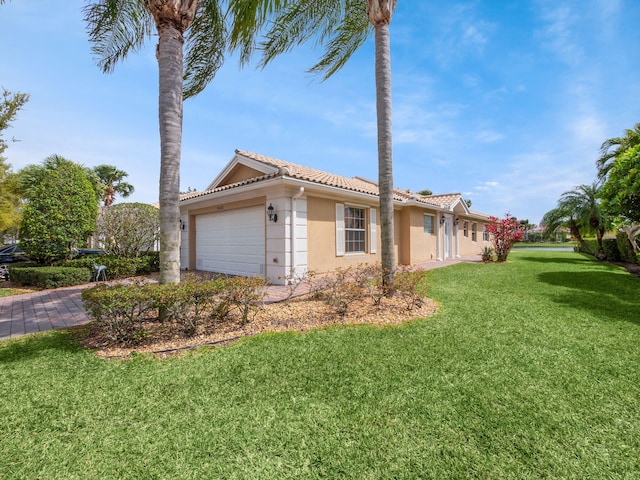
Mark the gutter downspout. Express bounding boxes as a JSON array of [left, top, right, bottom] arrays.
[[290, 187, 305, 283]]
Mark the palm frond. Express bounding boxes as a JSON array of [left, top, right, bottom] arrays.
[[308, 0, 371, 81], [183, 0, 227, 98], [597, 123, 640, 180], [83, 0, 154, 74], [259, 0, 370, 80], [227, 0, 293, 66]]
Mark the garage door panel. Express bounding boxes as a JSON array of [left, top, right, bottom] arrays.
[[195, 207, 265, 277]]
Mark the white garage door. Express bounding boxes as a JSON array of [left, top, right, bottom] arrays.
[[195, 206, 265, 277]]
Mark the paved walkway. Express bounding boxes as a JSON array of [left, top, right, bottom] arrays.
[[0, 256, 481, 341]]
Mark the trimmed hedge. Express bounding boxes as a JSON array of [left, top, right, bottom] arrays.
[[10, 266, 92, 289], [616, 232, 639, 264], [61, 253, 160, 281], [602, 238, 622, 262], [82, 275, 266, 344]]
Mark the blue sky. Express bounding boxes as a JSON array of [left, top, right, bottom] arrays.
[[1, 1, 639, 225]]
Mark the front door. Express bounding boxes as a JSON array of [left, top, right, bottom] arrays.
[[444, 218, 452, 259]]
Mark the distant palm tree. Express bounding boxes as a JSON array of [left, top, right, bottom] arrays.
[[542, 182, 607, 256], [597, 123, 640, 180], [84, 0, 229, 284], [231, 0, 398, 289], [93, 165, 134, 207]]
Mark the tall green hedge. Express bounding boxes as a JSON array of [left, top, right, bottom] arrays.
[[602, 239, 622, 262], [616, 232, 639, 264]]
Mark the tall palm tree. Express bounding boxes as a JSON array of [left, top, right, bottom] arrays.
[[597, 123, 640, 180], [93, 164, 134, 206], [230, 0, 398, 289], [84, 0, 227, 284]]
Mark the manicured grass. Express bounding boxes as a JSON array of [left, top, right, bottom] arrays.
[[513, 241, 575, 248], [1, 251, 639, 479]]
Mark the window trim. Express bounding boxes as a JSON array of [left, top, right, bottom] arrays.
[[336, 203, 374, 256], [344, 205, 367, 254], [423, 214, 435, 234]]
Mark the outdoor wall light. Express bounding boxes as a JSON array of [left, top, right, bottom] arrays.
[[179, 219, 186, 230], [440, 215, 445, 225], [454, 217, 459, 226], [267, 203, 278, 223]]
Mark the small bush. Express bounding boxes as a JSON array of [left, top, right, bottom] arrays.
[[223, 276, 267, 324], [395, 268, 428, 311], [151, 276, 228, 336], [602, 238, 622, 262], [10, 266, 92, 288], [138, 252, 160, 274], [82, 282, 155, 344], [309, 264, 387, 317]]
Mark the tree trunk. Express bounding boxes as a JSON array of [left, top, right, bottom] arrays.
[[156, 19, 184, 284], [569, 221, 592, 255], [369, 1, 396, 291]]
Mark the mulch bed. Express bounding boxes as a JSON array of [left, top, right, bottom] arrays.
[[77, 293, 440, 360]]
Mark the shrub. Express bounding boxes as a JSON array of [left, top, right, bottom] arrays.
[[602, 239, 622, 262], [82, 282, 155, 344], [138, 252, 160, 274], [394, 268, 428, 311], [576, 239, 598, 256], [485, 214, 524, 262], [10, 266, 92, 288], [616, 232, 638, 264], [81, 275, 262, 343], [151, 276, 228, 336], [223, 276, 267, 324]]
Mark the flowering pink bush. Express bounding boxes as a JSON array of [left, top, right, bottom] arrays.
[[485, 213, 524, 262]]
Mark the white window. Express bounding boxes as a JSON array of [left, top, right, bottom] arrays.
[[463, 221, 469, 237], [336, 204, 373, 256], [472, 223, 477, 242], [423, 215, 434, 234], [483, 225, 490, 241], [345, 206, 366, 253]]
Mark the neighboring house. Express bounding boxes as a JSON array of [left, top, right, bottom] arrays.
[[180, 150, 493, 285]]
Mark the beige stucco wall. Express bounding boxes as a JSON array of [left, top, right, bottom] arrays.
[[400, 207, 439, 264], [307, 196, 382, 274], [456, 218, 491, 257], [220, 165, 265, 185]]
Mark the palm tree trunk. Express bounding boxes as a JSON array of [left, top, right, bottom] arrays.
[[156, 20, 184, 284], [371, 4, 396, 291], [569, 221, 592, 255]]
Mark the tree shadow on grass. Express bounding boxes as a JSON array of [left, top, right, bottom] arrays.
[[538, 270, 640, 325], [516, 254, 594, 266], [0, 330, 84, 364]]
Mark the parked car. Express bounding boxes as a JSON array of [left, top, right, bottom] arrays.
[[72, 248, 106, 258], [0, 244, 29, 264]]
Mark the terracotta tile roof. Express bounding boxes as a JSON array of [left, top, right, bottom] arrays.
[[180, 149, 465, 211]]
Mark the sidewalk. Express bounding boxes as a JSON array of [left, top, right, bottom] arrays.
[[0, 256, 481, 341]]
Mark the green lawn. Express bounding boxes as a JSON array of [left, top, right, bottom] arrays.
[[1, 250, 639, 479]]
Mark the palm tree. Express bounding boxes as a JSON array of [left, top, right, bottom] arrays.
[[93, 164, 134, 207], [597, 123, 640, 180], [230, 0, 398, 289], [562, 183, 607, 255], [84, 0, 228, 284], [542, 183, 607, 256]]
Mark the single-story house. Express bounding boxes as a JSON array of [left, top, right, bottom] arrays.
[[179, 150, 493, 285]]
